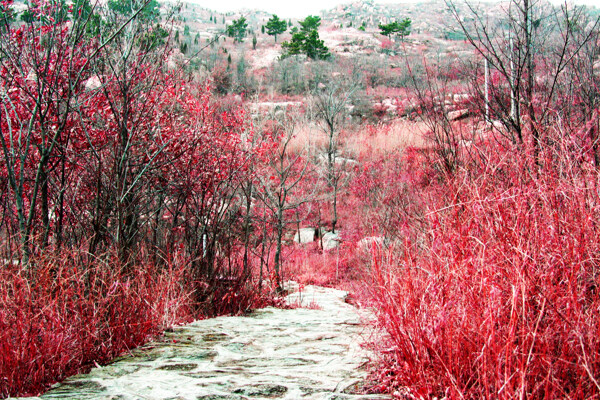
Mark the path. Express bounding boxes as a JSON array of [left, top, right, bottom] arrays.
[[18, 283, 389, 400]]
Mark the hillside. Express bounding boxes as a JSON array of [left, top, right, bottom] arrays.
[[2, 0, 600, 398]]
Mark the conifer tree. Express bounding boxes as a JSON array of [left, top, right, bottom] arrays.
[[265, 14, 287, 42]]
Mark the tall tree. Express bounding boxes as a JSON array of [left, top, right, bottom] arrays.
[[281, 30, 304, 56], [281, 15, 329, 60], [312, 81, 355, 233], [254, 114, 314, 291], [265, 14, 287, 42], [226, 16, 247, 43], [0, 0, 158, 264], [303, 30, 330, 60], [447, 0, 599, 153], [379, 18, 411, 41], [299, 15, 321, 32]]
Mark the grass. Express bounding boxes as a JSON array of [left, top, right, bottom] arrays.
[[364, 134, 600, 399], [0, 248, 277, 398], [0, 251, 193, 397], [344, 120, 428, 161]]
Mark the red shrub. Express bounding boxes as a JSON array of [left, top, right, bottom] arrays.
[[0, 250, 193, 397], [367, 137, 600, 399]]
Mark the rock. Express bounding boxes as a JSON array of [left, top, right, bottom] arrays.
[[20, 283, 391, 400], [322, 231, 341, 251], [453, 93, 471, 103], [84, 76, 101, 91], [336, 157, 360, 166], [294, 227, 317, 244], [232, 384, 287, 397], [318, 154, 360, 167], [157, 363, 198, 371], [448, 108, 470, 121]]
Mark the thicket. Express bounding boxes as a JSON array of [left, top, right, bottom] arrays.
[[0, 0, 284, 396], [2, 0, 600, 398], [361, 1, 600, 398]]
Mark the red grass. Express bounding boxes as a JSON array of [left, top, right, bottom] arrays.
[[0, 249, 278, 398], [281, 240, 368, 290], [0, 251, 194, 397], [365, 137, 600, 399]]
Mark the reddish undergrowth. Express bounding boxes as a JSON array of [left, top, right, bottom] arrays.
[[0, 250, 276, 397], [366, 135, 600, 399]]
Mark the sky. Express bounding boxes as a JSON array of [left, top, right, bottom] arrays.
[[190, 0, 598, 18]]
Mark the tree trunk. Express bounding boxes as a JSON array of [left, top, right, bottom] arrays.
[[273, 209, 284, 291]]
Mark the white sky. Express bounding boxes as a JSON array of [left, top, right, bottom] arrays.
[[190, 0, 599, 18]]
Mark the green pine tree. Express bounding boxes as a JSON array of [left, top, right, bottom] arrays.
[[281, 31, 305, 56], [281, 16, 329, 60], [303, 29, 330, 60], [226, 16, 247, 43], [299, 15, 321, 33], [265, 14, 287, 42]]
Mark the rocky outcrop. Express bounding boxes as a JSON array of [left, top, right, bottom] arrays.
[[322, 231, 341, 251]]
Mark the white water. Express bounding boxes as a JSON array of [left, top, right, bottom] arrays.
[[17, 283, 389, 400]]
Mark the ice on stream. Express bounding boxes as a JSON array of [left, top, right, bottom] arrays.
[[15, 283, 389, 400]]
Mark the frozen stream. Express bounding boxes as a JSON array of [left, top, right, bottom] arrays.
[[18, 283, 390, 400]]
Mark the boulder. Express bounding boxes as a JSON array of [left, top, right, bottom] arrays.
[[448, 109, 470, 121], [84, 76, 101, 91], [318, 154, 359, 167], [321, 231, 341, 251], [294, 228, 317, 244]]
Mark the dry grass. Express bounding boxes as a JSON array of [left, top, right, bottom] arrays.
[[344, 119, 428, 160], [287, 122, 330, 156], [287, 119, 428, 160]]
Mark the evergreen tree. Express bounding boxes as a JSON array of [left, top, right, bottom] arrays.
[[265, 14, 287, 42], [379, 18, 411, 41], [397, 17, 411, 40], [303, 29, 330, 60], [299, 15, 320, 33], [226, 16, 247, 43], [281, 31, 305, 56], [281, 15, 329, 60]]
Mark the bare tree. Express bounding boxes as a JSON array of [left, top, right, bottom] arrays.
[[0, 0, 155, 265], [311, 81, 356, 233], [254, 112, 315, 290], [447, 0, 600, 153]]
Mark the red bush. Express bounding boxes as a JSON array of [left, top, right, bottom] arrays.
[[0, 251, 193, 397], [367, 137, 600, 399]]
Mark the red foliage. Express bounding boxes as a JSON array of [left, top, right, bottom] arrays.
[[366, 136, 600, 399], [0, 13, 276, 398], [0, 251, 193, 397]]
